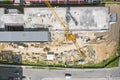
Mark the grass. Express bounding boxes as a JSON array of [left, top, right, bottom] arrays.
[[0, 0, 10, 4], [48, 67, 65, 70], [106, 58, 119, 68], [32, 66, 46, 69], [32, 66, 65, 70], [102, 0, 114, 2], [103, 53, 117, 66], [0, 79, 7, 80], [0, 66, 16, 68], [101, 0, 120, 4]]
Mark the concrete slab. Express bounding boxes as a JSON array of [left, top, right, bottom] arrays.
[[70, 7, 109, 30], [1, 14, 24, 24], [24, 7, 109, 31], [0, 7, 109, 31], [0, 8, 5, 28]]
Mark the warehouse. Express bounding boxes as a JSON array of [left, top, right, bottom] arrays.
[[0, 31, 50, 42]]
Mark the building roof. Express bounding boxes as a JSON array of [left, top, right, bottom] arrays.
[[69, 7, 109, 30], [24, 7, 109, 31], [1, 14, 24, 24], [110, 13, 117, 23], [0, 7, 111, 41], [0, 8, 5, 28], [24, 0, 86, 4], [0, 7, 110, 31], [5, 9, 21, 14], [47, 52, 54, 60], [0, 31, 50, 42], [14, 0, 20, 3]]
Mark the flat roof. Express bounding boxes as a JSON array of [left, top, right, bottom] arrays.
[[70, 7, 109, 30], [0, 8, 5, 28], [1, 14, 24, 24], [0, 31, 50, 42], [24, 7, 109, 31]]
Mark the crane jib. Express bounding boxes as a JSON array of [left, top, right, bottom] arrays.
[[44, 0, 86, 58]]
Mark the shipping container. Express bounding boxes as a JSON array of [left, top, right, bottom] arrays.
[[32, 0, 39, 3], [24, 0, 30, 3], [51, 0, 57, 4], [41, 0, 45, 3], [24, 0, 86, 4], [59, 0, 65, 4], [41, 0, 51, 3], [10, 0, 14, 3], [68, 0, 78, 4], [27, 0, 38, 3], [80, 0, 85, 4]]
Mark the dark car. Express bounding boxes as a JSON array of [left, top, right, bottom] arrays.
[[8, 76, 14, 80], [21, 76, 26, 78]]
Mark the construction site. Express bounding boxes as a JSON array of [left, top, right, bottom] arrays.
[[0, 3, 119, 66]]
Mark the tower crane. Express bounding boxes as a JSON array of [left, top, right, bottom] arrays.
[[44, 0, 86, 58]]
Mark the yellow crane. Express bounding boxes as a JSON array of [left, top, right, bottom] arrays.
[[45, 0, 86, 58]]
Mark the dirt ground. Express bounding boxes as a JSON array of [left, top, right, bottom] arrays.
[[93, 4, 120, 63]]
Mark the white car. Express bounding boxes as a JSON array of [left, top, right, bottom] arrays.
[[65, 73, 72, 79]]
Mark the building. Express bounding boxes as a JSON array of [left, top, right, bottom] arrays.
[[86, 0, 101, 3], [24, 0, 101, 4], [0, 50, 13, 62], [0, 31, 50, 42], [24, 7, 110, 31], [0, 8, 51, 42], [0, 50, 22, 63], [47, 52, 54, 60], [110, 13, 117, 24], [5, 9, 21, 14]]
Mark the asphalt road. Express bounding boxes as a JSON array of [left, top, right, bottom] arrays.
[[0, 67, 23, 79], [0, 64, 120, 80], [22, 68, 120, 80]]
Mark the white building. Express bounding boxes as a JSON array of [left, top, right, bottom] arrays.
[[47, 52, 54, 60]]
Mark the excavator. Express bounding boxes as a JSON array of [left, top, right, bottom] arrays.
[[44, 0, 86, 58]]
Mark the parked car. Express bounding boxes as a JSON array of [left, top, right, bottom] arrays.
[[21, 76, 26, 78], [8, 76, 14, 80]]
